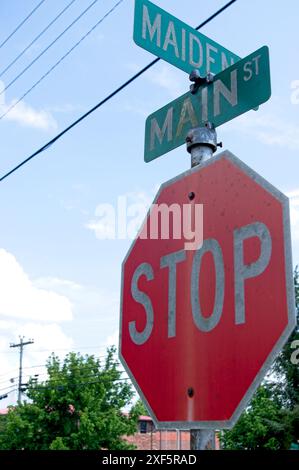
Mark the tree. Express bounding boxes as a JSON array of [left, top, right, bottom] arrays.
[[221, 386, 293, 450], [130, 399, 149, 421], [271, 267, 299, 409], [221, 270, 299, 449], [0, 414, 7, 448], [0, 347, 138, 450]]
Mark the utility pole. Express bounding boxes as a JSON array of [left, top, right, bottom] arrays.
[[10, 336, 34, 404]]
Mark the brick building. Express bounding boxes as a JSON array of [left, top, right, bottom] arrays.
[[126, 415, 220, 450]]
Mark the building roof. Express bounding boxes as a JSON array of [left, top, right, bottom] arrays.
[[139, 415, 153, 421]]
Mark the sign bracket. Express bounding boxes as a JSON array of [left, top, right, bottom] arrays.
[[189, 70, 215, 95]]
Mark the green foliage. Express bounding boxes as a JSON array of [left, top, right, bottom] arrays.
[[0, 347, 138, 450], [130, 399, 149, 421], [271, 267, 299, 408], [49, 437, 69, 450], [221, 269, 299, 450], [221, 386, 293, 449]]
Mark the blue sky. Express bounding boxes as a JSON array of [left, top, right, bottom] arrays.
[[0, 0, 298, 405]]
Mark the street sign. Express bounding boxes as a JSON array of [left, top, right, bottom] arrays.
[[145, 46, 271, 162], [119, 150, 296, 429], [134, 0, 240, 75]]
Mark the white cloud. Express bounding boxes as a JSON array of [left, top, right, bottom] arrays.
[[1, 100, 57, 131], [0, 249, 72, 322], [35, 277, 83, 292], [0, 80, 57, 131], [35, 276, 119, 326], [97, 330, 119, 359], [146, 65, 187, 99], [17, 323, 74, 355], [223, 112, 299, 151], [46, 103, 82, 114], [122, 101, 149, 118], [0, 323, 74, 399], [127, 62, 187, 99]]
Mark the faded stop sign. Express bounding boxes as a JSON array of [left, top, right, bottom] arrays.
[[119, 151, 296, 429]]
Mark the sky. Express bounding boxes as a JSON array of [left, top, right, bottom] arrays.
[[0, 0, 298, 407]]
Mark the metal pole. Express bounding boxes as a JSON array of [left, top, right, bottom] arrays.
[[10, 336, 34, 404], [18, 337, 24, 404], [186, 122, 219, 451]]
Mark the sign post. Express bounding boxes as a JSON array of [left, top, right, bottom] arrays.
[[119, 0, 295, 452], [186, 123, 218, 450]]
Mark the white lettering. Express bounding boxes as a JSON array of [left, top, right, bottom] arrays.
[[181, 28, 186, 62], [163, 21, 179, 58], [243, 61, 253, 82], [221, 52, 235, 70], [142, 5, 161, 47], [213, 70, 238, 117], [189, 33, 203, 69], [206, 43, 218, 73], [252, 55, 262, 75], [176, 98, 198, 137], [150, 107, 173, 151]]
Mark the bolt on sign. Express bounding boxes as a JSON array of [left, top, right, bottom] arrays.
[[144, 46, 271, 162], [134, 0, 240, 75]]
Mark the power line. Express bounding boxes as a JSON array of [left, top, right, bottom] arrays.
[[30, 377, 130, 392], [0, 0, 47, 50], [0, 383, 16, 393], [0, 0, 79, 79], [0, 0, 100, 97], [0, 0, 237, 183], [0, 0, 125, 122], [0, 354, 121, 378], [0, 344, 118, 354], [1, 373, 129, 395], [0, 389, 17, 401], [0, 366, 125, 385], [0, 369, 126, 395]]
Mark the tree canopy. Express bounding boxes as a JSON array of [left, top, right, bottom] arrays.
[[0, 347, 138, 450], [221, 268, 299, 449]]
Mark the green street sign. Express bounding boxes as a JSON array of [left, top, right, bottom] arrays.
[[144, 46, 271, 162], [134, 0, 240, 76]]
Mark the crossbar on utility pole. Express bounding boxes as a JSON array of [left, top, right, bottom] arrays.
[[10, 336, 34, 404]]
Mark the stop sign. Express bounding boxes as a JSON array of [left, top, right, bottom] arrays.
[[119, 150, 296, 429]]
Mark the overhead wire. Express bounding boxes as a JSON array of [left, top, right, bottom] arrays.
[[0, 375, 129, 395], [29, 377, 130, 392], [0, 383, 17, 393], [0, 0, 47, 50], [0, 344, 119, 354], [0, 362, 125, 394], [0, 0, 238, 183], [0, 0, 79, 79], [1, 367, 125, 384], [0, 0, 100, 97], [0, 354, 121, 378], [0, 0, 125, 122]]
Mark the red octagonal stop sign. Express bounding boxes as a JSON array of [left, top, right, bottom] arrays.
[[119, 151, 296, 429]]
